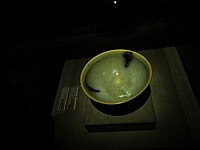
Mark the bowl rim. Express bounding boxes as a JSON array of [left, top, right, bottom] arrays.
[[80, 49, 153, 105]]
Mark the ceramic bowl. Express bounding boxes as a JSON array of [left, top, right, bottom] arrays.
[[80, 49, 152, 105]]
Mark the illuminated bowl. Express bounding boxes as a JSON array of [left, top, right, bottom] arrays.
[[80, 49, 152, 105]]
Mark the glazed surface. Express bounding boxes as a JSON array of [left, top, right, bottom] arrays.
[[85, 53, 148, 103]]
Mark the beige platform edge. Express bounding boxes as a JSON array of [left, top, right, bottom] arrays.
[[164, 47, 200, 146]]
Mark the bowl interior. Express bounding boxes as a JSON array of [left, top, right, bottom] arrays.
[[80, 49, 152, 105]]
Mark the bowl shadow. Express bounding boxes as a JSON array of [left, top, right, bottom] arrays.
[[90, 85, 151, 116]]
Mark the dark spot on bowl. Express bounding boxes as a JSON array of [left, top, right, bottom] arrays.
[[86, 84, 100, 92], [123, 52, 134, 68]]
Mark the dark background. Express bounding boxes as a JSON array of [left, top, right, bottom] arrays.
[[1, 0, 200, 149]]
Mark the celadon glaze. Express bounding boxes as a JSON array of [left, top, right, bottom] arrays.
[[83, 50, 150, 104]]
